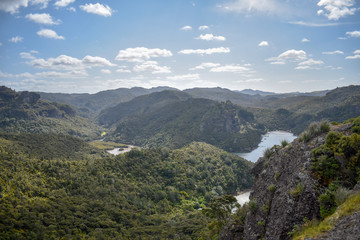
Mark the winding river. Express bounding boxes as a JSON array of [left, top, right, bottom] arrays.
[[235, 131, 297, 205]]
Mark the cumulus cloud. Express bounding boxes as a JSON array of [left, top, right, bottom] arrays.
[[181, 25, 192, 31], [82, 55, 116, 67], [322, 50, 344, 55], [289, 21, 341, 27], [167, 74, 200, 81], [9, 36, 23, 43], [199, 25, 209, 30], [37, 29, 65, 40], [221, 0, 282, 14], [295, 59, 324, 70], [20, 51, 37, 59], [267, 49, 307, 64], [317, 0, 357, 20], [28, 54, 115, 70], [80, 3, 112, 17], [210, 64, 251, 73], [258, 41, 269, 46], [115, 47, 173, 62], [301, 38, 310, 42], [26, 13, 61, 25], [0, 0, 28, 14], [54, 0, 75, 7], [346, 30, 360, 38], [345, 49, 360, 59], [179, 47, 230, 55], [116, 66, 131, 73], [133, 61, 171, 74], [0, 0, 53, 13], [196, 34, 226, 41], [190, 62, 221, 70]]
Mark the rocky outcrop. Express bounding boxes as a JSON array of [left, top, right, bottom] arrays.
[[221, 121, 360, 240]]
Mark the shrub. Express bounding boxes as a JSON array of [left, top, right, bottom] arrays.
[[289, 183, 304, 198], [263, 148, 273, 159], [274, 171, 280, 181], [281, 140, 288, 147], [248, 200, 258, 214], [268, 184, 276, 194], [318, 192, 336, 219]]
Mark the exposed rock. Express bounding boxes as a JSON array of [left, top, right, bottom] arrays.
[[305, 212, 360, 240]]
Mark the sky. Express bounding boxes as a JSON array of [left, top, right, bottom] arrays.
[[0, 0, 359, 94]]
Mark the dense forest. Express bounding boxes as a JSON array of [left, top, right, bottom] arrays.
[[1, 85, 360, 239]]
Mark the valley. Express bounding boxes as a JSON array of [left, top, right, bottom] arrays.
[[0, 84, 360, 239]]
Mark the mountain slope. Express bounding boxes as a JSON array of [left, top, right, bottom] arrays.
[[97, 90, 191, 127], [0, 86, 101, 139], [38, 86, 177, 116], [105, 93, 265, 152]]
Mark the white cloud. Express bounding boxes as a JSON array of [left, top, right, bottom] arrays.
[[37, 29, 65, 40], [346, 30, 360, 38], [54, 0, 75, 7], [30, 0, 51, 9], [222, 0, 282, 14], [82, 55, 115, 67], [101, 69, 111, 74], [258, 41, 269, 46], [295, 58, 324, 70], [322, 50, 344, 55], [20, 51, 37, 59], [199, 25, 209, 30], [301, 38, 310, 42], [289, 21, 342, 27], [0, 0, 28, 14], [0, 0, 53, 13], [67, 6, 76, 12], [237, 78, 264, 83], [167, 74, 200, 81], [9, 36, 23, 43], [26, 13, 61, 25], [115, 47, 173, 62], [345, 49, 360, 59], [28, 54, 115, 71], [179, 47, 230, 55], [190, 62, 221, 70], [196, 34, 226, 41], [317, 0, 357, 20], [267, 49, 307, 64], [80, 3, 112, 17], [133, 61, 171, 74], [0, 42, 2, 46], [116, 66, 131, 73], [181, 25, 192, 31], [210, 64, 251, 73]]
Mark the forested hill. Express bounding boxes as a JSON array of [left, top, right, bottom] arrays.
[[38, 86, 177, 117], [101, 91, 265, 152], [0, 86, 101, 139], [0, 134, 253, 239]]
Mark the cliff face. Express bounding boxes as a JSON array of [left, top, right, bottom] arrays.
[[221, 122, 359, 240]]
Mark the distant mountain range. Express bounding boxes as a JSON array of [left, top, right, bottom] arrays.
[[3, 84, 360, 151]]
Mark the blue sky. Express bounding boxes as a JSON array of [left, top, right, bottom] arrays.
[[0, 0, 359, 93]]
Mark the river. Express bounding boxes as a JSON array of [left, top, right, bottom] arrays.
[[235, 130, 297, 163], [235, 131, 297, 206]]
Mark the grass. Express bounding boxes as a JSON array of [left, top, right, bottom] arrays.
[[292, 191, 360, 240], [89, 141, 128, 150]]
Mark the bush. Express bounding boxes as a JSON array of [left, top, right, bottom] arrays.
[[281, 140, 288, 147], [248, 200, 258, 214], [300, 121, 330, 142], [318, 192, 336, 219], [268, 184, 276, 194], [289, 183, 304, 198]]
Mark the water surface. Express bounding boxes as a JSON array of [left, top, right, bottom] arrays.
[[235, 131, 296, 162]]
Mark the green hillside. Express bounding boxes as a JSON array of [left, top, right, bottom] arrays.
[[0, 134, 252, 239], [0, 86, 101, 139], [105, 95, 264, 152]]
